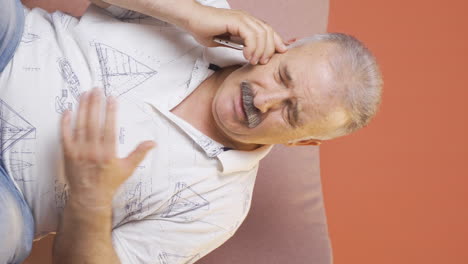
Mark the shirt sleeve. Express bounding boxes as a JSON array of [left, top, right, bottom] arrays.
[[111, 214, 242, 264], [0, 0, 24, 72], [103, 0, 231, 21]]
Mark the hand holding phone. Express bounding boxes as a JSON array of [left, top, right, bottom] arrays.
[[213, 37, 245, 50]]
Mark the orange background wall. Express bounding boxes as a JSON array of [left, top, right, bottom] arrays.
[[322, 0, 468, 263]]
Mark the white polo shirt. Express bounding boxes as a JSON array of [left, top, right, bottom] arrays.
[[0, 1, 273, 263]]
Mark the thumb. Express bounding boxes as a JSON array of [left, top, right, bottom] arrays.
[[124, 141, 156, 169], [285, 37, 297, 46]]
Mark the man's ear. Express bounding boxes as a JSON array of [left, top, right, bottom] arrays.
[[285, 139, 322, 147]]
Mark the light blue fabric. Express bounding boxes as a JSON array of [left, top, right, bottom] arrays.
[[0, 1, 33, 261], [0, 0, 25, 72], [0, 159, 35, 263]]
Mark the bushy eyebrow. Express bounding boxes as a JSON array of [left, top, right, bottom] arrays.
[[284, 65, 293, 83], [282, 65, 301, 127], [291, 102, 300, 127]]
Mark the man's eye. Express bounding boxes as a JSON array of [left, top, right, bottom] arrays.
[[285, 101, 294, 127], [276, 70, 282, 84], [288, 101, 300, 128]]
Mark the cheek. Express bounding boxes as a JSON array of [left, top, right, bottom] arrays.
[[255, 112, 288, 135], [263, 110, 287, 127], [256, 112, 304, 140], [215, 96, 230, 120], [213, 85, 238, 128], [213, 89, 229, 119]]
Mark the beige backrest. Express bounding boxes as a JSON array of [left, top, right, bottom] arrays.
[[199, 145, 332, 264]]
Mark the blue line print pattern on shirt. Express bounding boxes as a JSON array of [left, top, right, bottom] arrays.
[[49, 12, 73, 29], [120, 165, 154, 223], [113, 9, 151, 20], [9, 159, 33, 172], [109, 8, 170, 26], [21, 32, 40, 44], [125, 181, 144, 215], [159, 182, 210, 220], [0, 99, 36, 155], [93, 42, 157, 97], [157, 252, 200, 264], [118, 127, 125, 144], [9, 159, 34, 182], [55, 58, 82, 114]]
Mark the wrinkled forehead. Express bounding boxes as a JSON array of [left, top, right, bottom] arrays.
[[283, 41, 335, 88], [285, 43, 337, 105], [284, 42, 346, 132], [287, 40, 335, 61]]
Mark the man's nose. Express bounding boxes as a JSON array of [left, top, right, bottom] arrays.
[[253, 89, 292, 113]]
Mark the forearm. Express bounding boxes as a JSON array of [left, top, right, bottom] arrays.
[[53, 198, 120, 264], [95, 0, 201, 29]]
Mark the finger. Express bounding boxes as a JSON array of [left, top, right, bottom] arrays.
[[285, 37, 297, 46], [75, 91, 90, 142], [103, 96, 117, 155], [227, 17, 256, 62], [273, 32, 288, 53], [260, 24, 275, 64], [237, 25, 256, 63], [86, 88, 102, 143], [249, 21, 266, 65], [124, 141, 156, 170], [60, 110, 73, 156]]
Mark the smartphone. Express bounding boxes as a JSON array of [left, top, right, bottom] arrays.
[[213, 37, 244, 50]]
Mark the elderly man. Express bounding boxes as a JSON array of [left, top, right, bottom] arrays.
[[0, 0, 382, 263]]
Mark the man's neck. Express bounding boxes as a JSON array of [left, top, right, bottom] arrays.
[[171, 65, 261, 151]]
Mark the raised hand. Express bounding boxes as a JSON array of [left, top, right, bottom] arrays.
[[60, 88, 155, 208]]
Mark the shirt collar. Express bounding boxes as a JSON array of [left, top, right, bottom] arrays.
[[144, 46, 268, 174], [145, 103, 273, 174], [217, 144, 274, 174]]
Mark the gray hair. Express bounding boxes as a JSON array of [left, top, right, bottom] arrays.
[[290, 33, 383, 142]]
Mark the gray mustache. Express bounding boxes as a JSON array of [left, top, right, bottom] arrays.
[[241, 81, 261, 128]]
